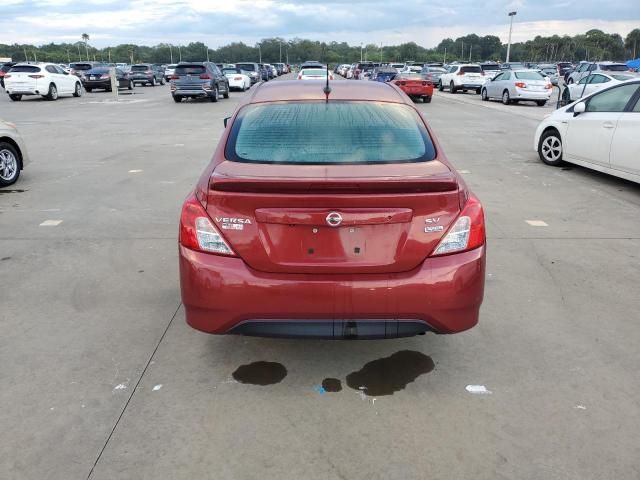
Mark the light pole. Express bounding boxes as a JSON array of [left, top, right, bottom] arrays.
[[169, 44, 173, 64], [506, 11, 517, 63], [360, 43, 363, 62], [258, 44, 262, 63], [279, 41, 282, 63]]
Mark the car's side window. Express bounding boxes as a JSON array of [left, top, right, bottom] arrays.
[[589, 74, 608, 84], [502, 72, 511, 80], [578, 76, 589, 85], [492, 73, 503, 81], [586, 84, 639, 112], [632, 97, 640, 112], [53, 66, 65, 75], [46, 65, 57, 74]]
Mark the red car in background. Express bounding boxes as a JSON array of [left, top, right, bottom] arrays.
[[392, 72, 434, 103], [179, 80, 485, 339]]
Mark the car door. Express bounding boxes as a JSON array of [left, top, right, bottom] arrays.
[[609, 87, 640, 176], [564, 83, 640, 168], [487, 72, 504, 97], [58, 65, 76, 92]]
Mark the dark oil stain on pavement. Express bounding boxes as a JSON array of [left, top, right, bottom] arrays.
[[346, 350, 434, 396], [321, 378, 342, 392], [0, 189, 26, 195], [232, 361, 287, 386]]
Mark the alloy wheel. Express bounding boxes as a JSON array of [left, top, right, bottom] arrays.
[[0, 148, 18, 182], [541, 136, 562, 162]]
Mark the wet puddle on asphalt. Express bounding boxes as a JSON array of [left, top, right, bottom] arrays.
[[321, 378, 342, 393], [232, 361, 287, 386], [345, 350, 434, 396]]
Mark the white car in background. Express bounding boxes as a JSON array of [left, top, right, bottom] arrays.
[[390, 63, 405, 73], [4, 63, 83, 101], [222, 66, 251, 91], [0, 119, 30, 186], [562, 72, 639, 102], [400, 65, 422, 74], [439, 64, 485, 94], [164, 64, 177, 81], [482, 69, 552, 106], [534, 79, 640, 183], [346, 64, 356, 79], [297, 68, 334, 80]]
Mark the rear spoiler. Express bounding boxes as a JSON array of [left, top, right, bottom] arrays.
[[210, 173, 458, 194]]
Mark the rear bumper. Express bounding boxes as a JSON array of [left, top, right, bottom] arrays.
[[459, 83, 483, 89], [513, 89, 552, 100], [82, 80, 112, 89], [179, 244, 486, 338]]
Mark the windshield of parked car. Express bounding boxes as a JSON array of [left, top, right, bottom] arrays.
[[612, 74, 636, 81], [514, 71, 546, 80], [87, 68, 110, 74], [226, 101, 436, 164], [600, 64, 628, 72], [223, 68, 241, 75], [460, 66, 482, 74], [174, 65, 206, 75], [397, 73, 422, 79], [301, 69, 327, 76], [70, 63, 94, 70], [9, 65, 41, 73], [131, 65, 150, 72]]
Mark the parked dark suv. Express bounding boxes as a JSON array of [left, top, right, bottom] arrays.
[[170, 62, 230, 102], [235, 62, 260, 84], [129, 64, 165, 86]]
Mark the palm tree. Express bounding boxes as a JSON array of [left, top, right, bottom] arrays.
[[81, 33, 90, 61]]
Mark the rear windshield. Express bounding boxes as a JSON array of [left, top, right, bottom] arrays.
[[226, 102, 436, 165], [460, 66, 482, 73], [175, 65, 206, 75], [9, 65, 41, 73], [398, 73, 422, 79], [70, 63, 93, 70], [600, 64, 628, 72], [301, 69, 326, 76], [514, 71, 545, 80], [236, 64, 256, 71], [612, 74, 636, 81], [88, 68, 109, 74], [391, 64, 404, 68], [131, 65, 150, 72], [223, 68, 241, 74], [481, 64, 500, 71]]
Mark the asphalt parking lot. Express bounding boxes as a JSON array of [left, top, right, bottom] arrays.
[[2, 76, 640, 480]]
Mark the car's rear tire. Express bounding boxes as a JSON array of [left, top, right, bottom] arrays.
[[9, 94, 22, 101], [423, 95, 432, 103], [85, 87, 92, 92], [438, 81, 444, 92], [450, 81, 456, 94], [502, 90, 511, 105], [73, 82, 82, 97], [538, 130, 564, 166], [45, 83, 58, 101], [0, 141, 20, 187], [222, 84, 230, 99], [536, 100, 547, 107], [128, 80, 134, 90], [475, 88, 481, 94], [210, 86, 219, 102], [150, 78, 156, 87], [160, 77, 165, 85], [481, 88, 488, 101], [172, 95, 182, 103]]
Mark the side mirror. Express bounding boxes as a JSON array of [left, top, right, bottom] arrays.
[[223, 117, 231, 128], [573, 102, 586, 116]]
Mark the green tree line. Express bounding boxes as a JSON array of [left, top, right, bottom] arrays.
[[2, 29, 639, 65]]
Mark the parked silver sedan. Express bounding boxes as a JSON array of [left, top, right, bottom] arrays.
[[0, 119, 29, 187], [481, 69, 553, 106]]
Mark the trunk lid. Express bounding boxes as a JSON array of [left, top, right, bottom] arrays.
[[206, 161, 461, 274]]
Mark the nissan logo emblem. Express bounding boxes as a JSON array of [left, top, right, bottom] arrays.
[[326, 212, 343, 227]]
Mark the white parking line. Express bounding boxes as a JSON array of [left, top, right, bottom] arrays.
[[526, 220, 549, 227], [458, 169, 471, 174], [40, 220, 63, 226], [128, 169, 143, 173]]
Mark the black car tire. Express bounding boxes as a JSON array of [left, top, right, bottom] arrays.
[[536, 100, 547, 107], [150, 78, 156, 87], [160, 77, 165, 85], [481, 88, 488, 101], [450, 81, 456, 94], [173, 95, 182, 103], [85, 87, 92, 93], [9, 94, 22, 101], [0, 141, 21, 187], [210, 86, 219, 102], [0, 142, 22, 187], [423, 96, 432, 103], [45, 83, 58, 101], [73, 83, 82, 97], [223, 84, 230, 99], [128, 81, 134, 90], [502, 90, 511, 105], [538, 129, 564, 166], [438, 82, 444, 92], [476, 88, 481, 94]]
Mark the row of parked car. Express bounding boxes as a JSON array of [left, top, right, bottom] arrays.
[[0, 59, 292, 101]]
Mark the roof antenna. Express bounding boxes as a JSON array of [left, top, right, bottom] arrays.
[[323, 63, 331, 102]]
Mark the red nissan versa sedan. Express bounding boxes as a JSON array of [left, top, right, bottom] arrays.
[[179, 80, 486, 339]]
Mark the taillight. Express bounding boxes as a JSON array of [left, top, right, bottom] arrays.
[[3, 74, 11, 79], [298, 74, 302, 80], [100, 74, 109, 79], [233, 76, 242, 80], [514, 81, 527, 88], [145, 70, 152, 74], [199, 74, 211, 80], [431, 195, 485, 256], [399, 81, 406, 86], [544, 84, 552, 89], [179, 194, 236, 256], [28, 74, 45, 79], [422, 81, 427, 86], [170, 75, 179, 80]]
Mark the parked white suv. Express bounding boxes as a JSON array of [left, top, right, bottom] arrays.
[[439, 64, 485, 94], [4, 63, 83, 101]]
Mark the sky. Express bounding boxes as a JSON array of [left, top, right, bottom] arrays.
[[1, 0, 639, 48]]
